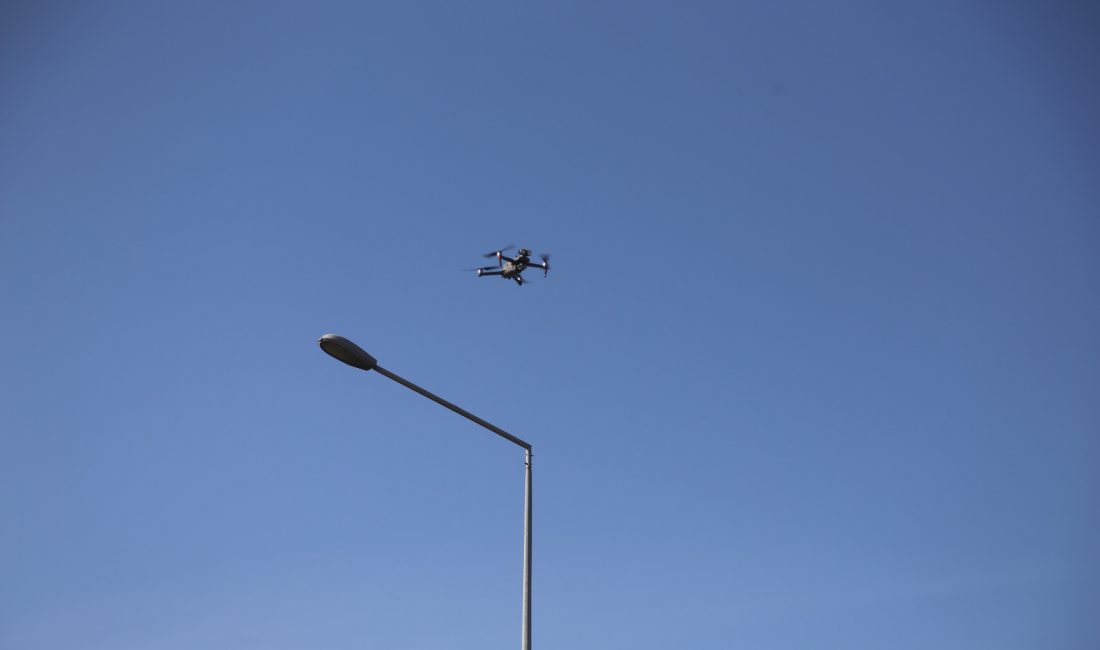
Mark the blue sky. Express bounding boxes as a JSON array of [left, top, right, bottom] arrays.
[[2, 1, 1098, 648]]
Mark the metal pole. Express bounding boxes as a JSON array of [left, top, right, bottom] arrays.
[[522, 448, 533, 650], [369, 364, 533, 649], [372, 365, 531, 450]]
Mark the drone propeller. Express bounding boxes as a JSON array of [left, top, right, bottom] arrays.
[[483, 245, 515, 258], [539, 253, 551, 277], [462, 265, 501, 272]]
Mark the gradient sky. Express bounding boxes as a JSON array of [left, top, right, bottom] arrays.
[[2, 2, 1098, 648]]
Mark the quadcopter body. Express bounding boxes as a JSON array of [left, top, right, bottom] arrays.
[[470, 246, 550, 286]]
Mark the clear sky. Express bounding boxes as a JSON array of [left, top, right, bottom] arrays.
[[2, 1, 1098, 648]]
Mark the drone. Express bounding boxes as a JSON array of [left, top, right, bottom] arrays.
[[468, 246, 551, 286]]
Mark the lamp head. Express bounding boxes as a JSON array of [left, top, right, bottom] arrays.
[[318, 334, 377, 372]]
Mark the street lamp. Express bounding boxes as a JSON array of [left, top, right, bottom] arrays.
[[318, 333, 534, 650]]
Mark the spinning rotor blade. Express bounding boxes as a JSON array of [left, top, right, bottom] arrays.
[[483, 245, 515, 258], [462, 265, 501, 271], [539, 253, 551, 276]]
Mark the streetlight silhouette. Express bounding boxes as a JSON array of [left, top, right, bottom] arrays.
[[318, 334, 534, 650]]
